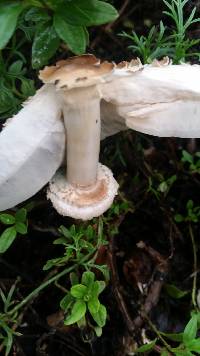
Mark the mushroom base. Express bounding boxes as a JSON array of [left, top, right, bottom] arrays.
[[47, 164, 119, 220]]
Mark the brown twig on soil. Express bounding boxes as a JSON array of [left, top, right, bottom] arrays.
[[109, 235, 169, 336], [108, 234, 135, 334], [133, 241, 169, 328]]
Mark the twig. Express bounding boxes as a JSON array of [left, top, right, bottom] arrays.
[[134, 242, 168, 328], [144, 312, 174, 354], [189, 223, 198, 310], [108, 233, 135, 334]]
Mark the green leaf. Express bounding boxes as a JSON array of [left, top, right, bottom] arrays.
[[183, 314, 198, 344], [136, 339, 157, 353], [91, 304, 107, 327], [53, 237, 67, 245], [15, 222, 27, 235], [94, 326, 102, 337], [32, 25, 60, 68], [70, 272, 79, 286], [43, 256, 67, 270], [59, 225, 72, 239], [21, 79, 35, 97], [70, 284, 87, 298], [182, 150, 194, 164], [96, 281, 106, 294], [0, 1, 24, 49], [56, 0, 118, 26], [25, 7, 50, 22], [161, 350, 169, 356], [0, 227, 17, 253], [174, 214, 184, 223], [187, 200, 194, 210], [88, 296, 100, 315], [77, 315, 86, 328], [91, 280, 106, 297], [165, 284, 189, 299], [161, 332, 183, 342], [24, 0, 44, 7], [15, 208, 27, 223], [86, 225, 94, 239], [8, 60, 23, 74], [64, 300, 86, 325], [158, 181, 168, 193], [0, 214, 15, 225], [186, 338, 200, 353], [54, 14, 86, 54], [60, 293, 74, 311], [5, 332, 13, 356], [81, 271, 95, 287], [41, 0, 64, 10]]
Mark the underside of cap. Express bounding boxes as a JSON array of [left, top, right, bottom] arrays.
[[0, 85, 65, 211], [47, 164, 119, 220], [126, 100, 200, 138]]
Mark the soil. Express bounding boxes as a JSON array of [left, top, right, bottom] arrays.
[[0, 1, 200, 355]]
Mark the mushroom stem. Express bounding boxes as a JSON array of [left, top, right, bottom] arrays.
[[62, 86, 100, 187]]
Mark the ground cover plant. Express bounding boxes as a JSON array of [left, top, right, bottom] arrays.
[[0, 0, 200, 355]]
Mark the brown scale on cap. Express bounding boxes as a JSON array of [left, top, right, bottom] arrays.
[[151, 56, 171, 67], [117, 57, 143, 72], [39, 54, 114, 90]]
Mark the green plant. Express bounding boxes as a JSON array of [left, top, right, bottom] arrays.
[[60, 271, 107, 337], [174, 200, 199, 310], [121, 0, 200, 63], [43, 221, 109, 279], [0, 55, 36, 119], [135, 312, 200, 355], [175, 200, 200, 223], [147, 173, 177, 200], [0, 208, 28, 253], [0, 280, 21, 356], [181, 150, 200, 174], [0, 218, 109, 354]]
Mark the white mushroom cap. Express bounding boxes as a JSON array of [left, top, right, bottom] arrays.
[[100, 59, 200, 138], [0, 85, 65, 211]]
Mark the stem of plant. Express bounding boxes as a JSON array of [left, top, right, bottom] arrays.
[[8, 253, 93, 317], [189, 223, 198, 310], [143, 312, 174, 353]]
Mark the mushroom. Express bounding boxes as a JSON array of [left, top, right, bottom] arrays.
[[39, 55, 119, 220], [0, 54, 200, 220]]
